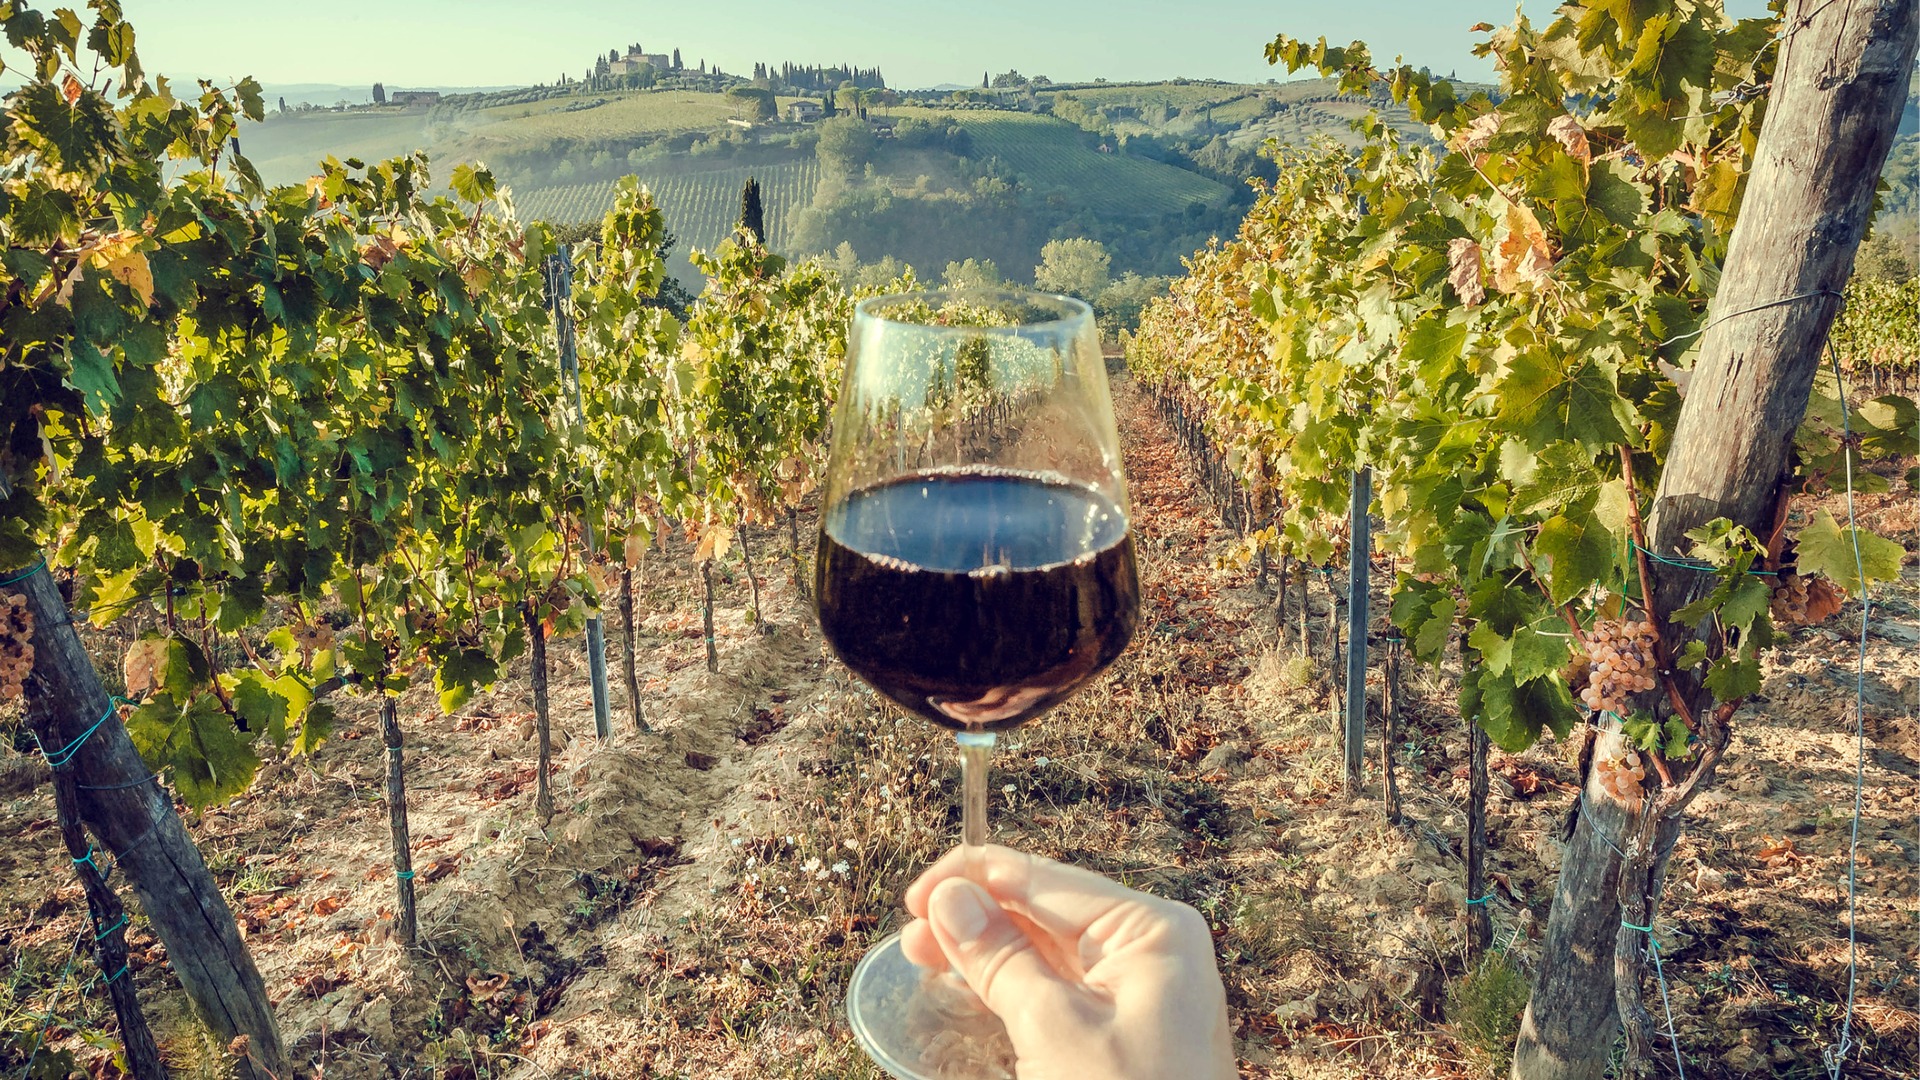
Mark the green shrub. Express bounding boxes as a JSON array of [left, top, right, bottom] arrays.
[[1447, 952, 1531, 1075]]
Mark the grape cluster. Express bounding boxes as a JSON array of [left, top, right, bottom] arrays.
[[290, 620, 335, 661], [1, 594, 35, 701], [1564, 619, 1659, 714], [1595, 749, 1647, 803], [1770, 571, 1844, 627]]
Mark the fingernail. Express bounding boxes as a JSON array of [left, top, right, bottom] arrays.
[[931, 879, 992, 940]]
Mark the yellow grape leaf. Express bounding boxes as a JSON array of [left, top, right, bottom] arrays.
[[1547, 115, 1591, 165], [623, 532, 646, 568], [104, 249, 154, 307], [123, 637, 168, 698], [1447, 237, 1486, 307], [1492, 201, 1554, 293], [695, 525, 734, 563]]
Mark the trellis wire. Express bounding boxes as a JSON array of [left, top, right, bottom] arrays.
[[1822, 347, 1871, 1080], [1654, 289, 1843, 351], [1622, 919, 1688, 1076]]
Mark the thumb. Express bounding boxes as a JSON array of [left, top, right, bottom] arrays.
[[926, 877, 1074, 1022]]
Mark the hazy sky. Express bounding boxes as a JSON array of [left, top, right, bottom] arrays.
[[123, 0, 1773, 90]]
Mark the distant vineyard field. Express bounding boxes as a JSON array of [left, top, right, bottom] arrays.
[[466, 91, 751, 145], [900, 108, 1230, 215], [516, 159, 822, 278]]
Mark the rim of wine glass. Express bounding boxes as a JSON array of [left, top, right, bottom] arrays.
[[854, 287, 1093, 333]]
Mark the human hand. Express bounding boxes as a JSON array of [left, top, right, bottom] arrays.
[[900, 844, 1237, 1080]]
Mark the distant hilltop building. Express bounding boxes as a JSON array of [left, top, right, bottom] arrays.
[[389, 90, 441, 106], [787, 99, 822, 122], [609, 45, 673, 76]]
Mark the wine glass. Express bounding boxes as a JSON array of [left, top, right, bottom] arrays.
[[815, 288, 1140, 1079]]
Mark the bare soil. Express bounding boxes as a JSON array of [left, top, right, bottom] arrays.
[[2, 378, 1914, 1079]]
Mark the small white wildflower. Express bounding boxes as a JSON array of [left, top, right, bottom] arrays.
[[1002, 784, 1016, 794], [730, 837, 743, 847], [803, 857, 822, 873], [815, 868, 831, 880], [1034, 756, 1051, 767], [880, 785, 893, 799], [744, 856, 756, 868], [784, 835, 795, 845], [740, 958, 754, 975], [778, 885, 788, 893], [843, 839, 859, 851], [832, 860, 850, 875]]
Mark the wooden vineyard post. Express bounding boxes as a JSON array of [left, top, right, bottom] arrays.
[[787, 505, 810, 603], [30, 710, 166, 1080], [545, 248, 613, 740], [379, 695, 418, 946], [1297, 560, 1310, 656], [1512, 3, 1918, 1076], [525, 602, 555, 823], [736, 517, 767, 630], [1381, 635, 1402, 826], [701, 560, 720, 673], [1344, 468, 1371, 796], [1466, 709, 1491, 957], [620, 565, 650, 733], [5, 558, 287, 1079]]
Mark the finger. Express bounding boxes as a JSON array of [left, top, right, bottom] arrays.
[[906, 845, 1165, 942], [925, 878, 1078, 1024], [898, 918, 948, 972]]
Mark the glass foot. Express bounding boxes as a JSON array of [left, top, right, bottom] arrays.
[[847, 931, 1016, 1080]]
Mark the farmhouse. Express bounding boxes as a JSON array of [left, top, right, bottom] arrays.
[[787, 100, 822, 122], [389, 90, 441, 106]]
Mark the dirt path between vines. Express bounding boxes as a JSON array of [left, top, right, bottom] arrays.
[[0, 377, 1914, 1079]]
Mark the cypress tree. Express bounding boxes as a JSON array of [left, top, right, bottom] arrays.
[[739, 177, 765, 244]]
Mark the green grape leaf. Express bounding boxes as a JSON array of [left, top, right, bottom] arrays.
[[1534, 506, 1617, 605], [1717, 576, 1775, 634], [1498, 351, 1636, 452], [1509, 623, 1573, 684], [1703, 651, 1763, 700], [1674, 639, 1708, 670], [1586, 160, 1648, 228], [1794, 511, 1905, 596], [227, 670, 291, 747], [1468, 620, 1514, 674], [1510, 442, 1603, 516], [294, 701, 335, 757], [435, 648, 498, 715], [126, 694, 259, 809]]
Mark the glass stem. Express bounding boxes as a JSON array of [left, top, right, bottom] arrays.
[[955, 731, 996, 884]]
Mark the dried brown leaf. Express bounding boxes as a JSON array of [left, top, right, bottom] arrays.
[[1492, 201, 1554, 293], [1446, 237, 1485, 307], [1547, 115, 1591, 165]]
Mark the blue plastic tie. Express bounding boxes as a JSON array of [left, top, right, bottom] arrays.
[[72, 845, 103, 875], [1465, 893, 1495, 906], [94, 914, 127, 941], [0, 557, 47, 586], [1630, 539, 1777, 576], [39, 699, 126, 770], [104, 964, 129, 985], [395, 869, 415, 880]]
